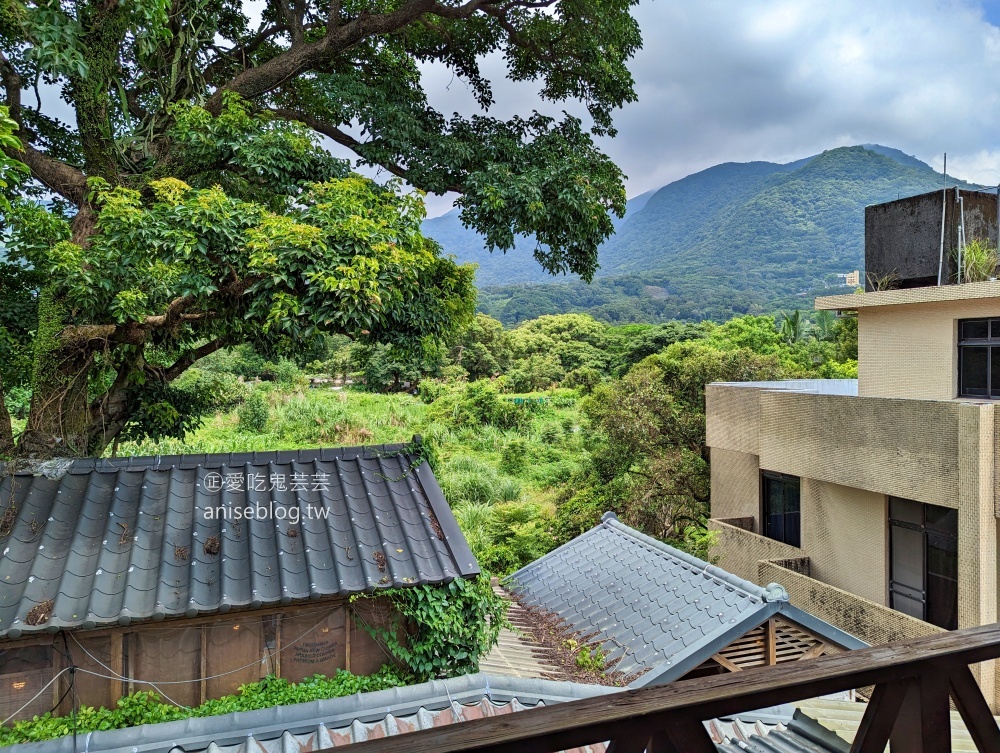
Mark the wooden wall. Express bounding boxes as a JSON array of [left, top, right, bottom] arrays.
[[0, 597, 402, 722]]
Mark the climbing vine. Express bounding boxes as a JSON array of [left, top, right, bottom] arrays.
[[354, 576, 509, 682]]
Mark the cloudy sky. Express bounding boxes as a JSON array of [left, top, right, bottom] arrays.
[[401, 0, 1000, 217]]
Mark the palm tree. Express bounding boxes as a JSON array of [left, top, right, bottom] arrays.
[[813, 310, 836, 342], [779, 310, 804, 345]]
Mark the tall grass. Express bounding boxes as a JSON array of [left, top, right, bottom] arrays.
[[955, 238, 1000, 283]]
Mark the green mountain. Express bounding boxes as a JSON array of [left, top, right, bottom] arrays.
[[424, 145, 979, 324], [422, 190, 655, 286]]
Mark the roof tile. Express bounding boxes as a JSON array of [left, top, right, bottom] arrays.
[[0, 444, 477, 639]]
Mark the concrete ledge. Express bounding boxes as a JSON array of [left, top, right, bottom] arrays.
[[817, 279, 1000, 311]]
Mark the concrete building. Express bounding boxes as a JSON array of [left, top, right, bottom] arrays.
[[706, 189, 1000, 709]]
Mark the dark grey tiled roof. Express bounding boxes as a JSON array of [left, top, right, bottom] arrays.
[[0, 444, 477, 640], [506, 513, 864, 686]]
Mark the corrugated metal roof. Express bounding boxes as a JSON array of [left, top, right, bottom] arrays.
[[4, 673, 618, 753], [715, 710, 850, 752], [0, 444, 477, 640], [0, 664, 860, 753], [506, 513, 862, 686]]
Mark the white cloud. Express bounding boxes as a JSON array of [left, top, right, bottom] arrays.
[[418, 0, 1000, 215]]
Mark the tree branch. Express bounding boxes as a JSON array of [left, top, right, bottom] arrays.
[[0, 53, 88, 206], [269, 107, 464, 193], [163, 338, 228, 382], [206, 0, 501, 113]]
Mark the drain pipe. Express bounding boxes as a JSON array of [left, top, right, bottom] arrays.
[[938, 154, 947, 285], [957, 188, 965, 283]]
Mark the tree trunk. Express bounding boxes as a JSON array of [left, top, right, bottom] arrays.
[[18, 287, 94, 458], [0, 375, 13, 457]]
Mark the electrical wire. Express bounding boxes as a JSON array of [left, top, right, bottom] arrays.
[[1, 667, 72, 726], [67, 607, 339, 708]]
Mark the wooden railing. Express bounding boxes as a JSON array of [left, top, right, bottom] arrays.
[[329, 623, 1000, 753]]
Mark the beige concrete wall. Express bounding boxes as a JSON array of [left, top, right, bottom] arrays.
[[758, 390, 962, 508], [709, 448, 759, 521], [705, 384, 760, 455], [857, 298, 1000, 400], [759, 562, 944, 646], [801, 480, 887, 604], [709, 519, 803, 585]]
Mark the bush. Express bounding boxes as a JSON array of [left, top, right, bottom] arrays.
[[263, 358, 304, 386], [3, 385, 30, 419], [428, 381, 528, 431], [417, 379, 447, 404], [0, 668, 409, 745], [477, 501, 556, 574], [499, 438, 527, 475], [539, 422, 562, 445], [175, 369, 250, 412], [238, 391, 269, 433], [562, 366, 602, 394]]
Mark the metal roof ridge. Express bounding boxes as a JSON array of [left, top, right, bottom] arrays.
[[599, 513, 772, 601], [0, 674, 614, 753], [1, 443, 418, 476]]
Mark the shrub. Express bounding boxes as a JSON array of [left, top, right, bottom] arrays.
[[175, 369, 250, 412], [238, 391, 269, 433], [499, 438, 527, 475], [417, 379, 447, 404], [263, 358, 304, 386], [539, 422, 562, 445], [562, 366, 602, 394], [0, 668, 408, 745], [474, 501, 556, 574], [3, 385, 30, 419]]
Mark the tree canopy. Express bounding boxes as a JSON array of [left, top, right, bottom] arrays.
[[0, 0, 642, 457]]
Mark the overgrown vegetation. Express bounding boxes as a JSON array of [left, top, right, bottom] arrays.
[[356, 577, 509, 682], [113, 309, 857, 573], [0, 667, 408, 745]]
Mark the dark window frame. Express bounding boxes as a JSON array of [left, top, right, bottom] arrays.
[[759, 471, 801, 548], [958, 317, 1000, 398], [888, 497, 958, 630]]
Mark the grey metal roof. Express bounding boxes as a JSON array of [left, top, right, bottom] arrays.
[[710, 379, 859, 395], [715, 709, 849, 753], [3, 673, 617, 753], [1, 669, 853, 753], [506, 513, 866, 687], [0, 444, 477, 640]]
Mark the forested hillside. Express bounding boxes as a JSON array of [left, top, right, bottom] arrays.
[[423, 190, 655, 286], [429, 145, 978, 324]]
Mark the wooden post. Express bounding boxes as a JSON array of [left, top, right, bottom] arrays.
[[274, 614, 282, 678], [948, 666, 1000, 751], [764, 618, 777, 666], [345, 609, 352, 674], [109, 633, 123, 704], [889, 675, 952, 753], [200, 627, 208, 704]]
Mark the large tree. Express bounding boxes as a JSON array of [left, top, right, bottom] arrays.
[[0, 0, 640, 457]]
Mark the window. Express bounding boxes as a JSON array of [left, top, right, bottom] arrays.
[[958, 318, 1000, 398], [761, 472, 800, 547], [889, 497, 958, 630]]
